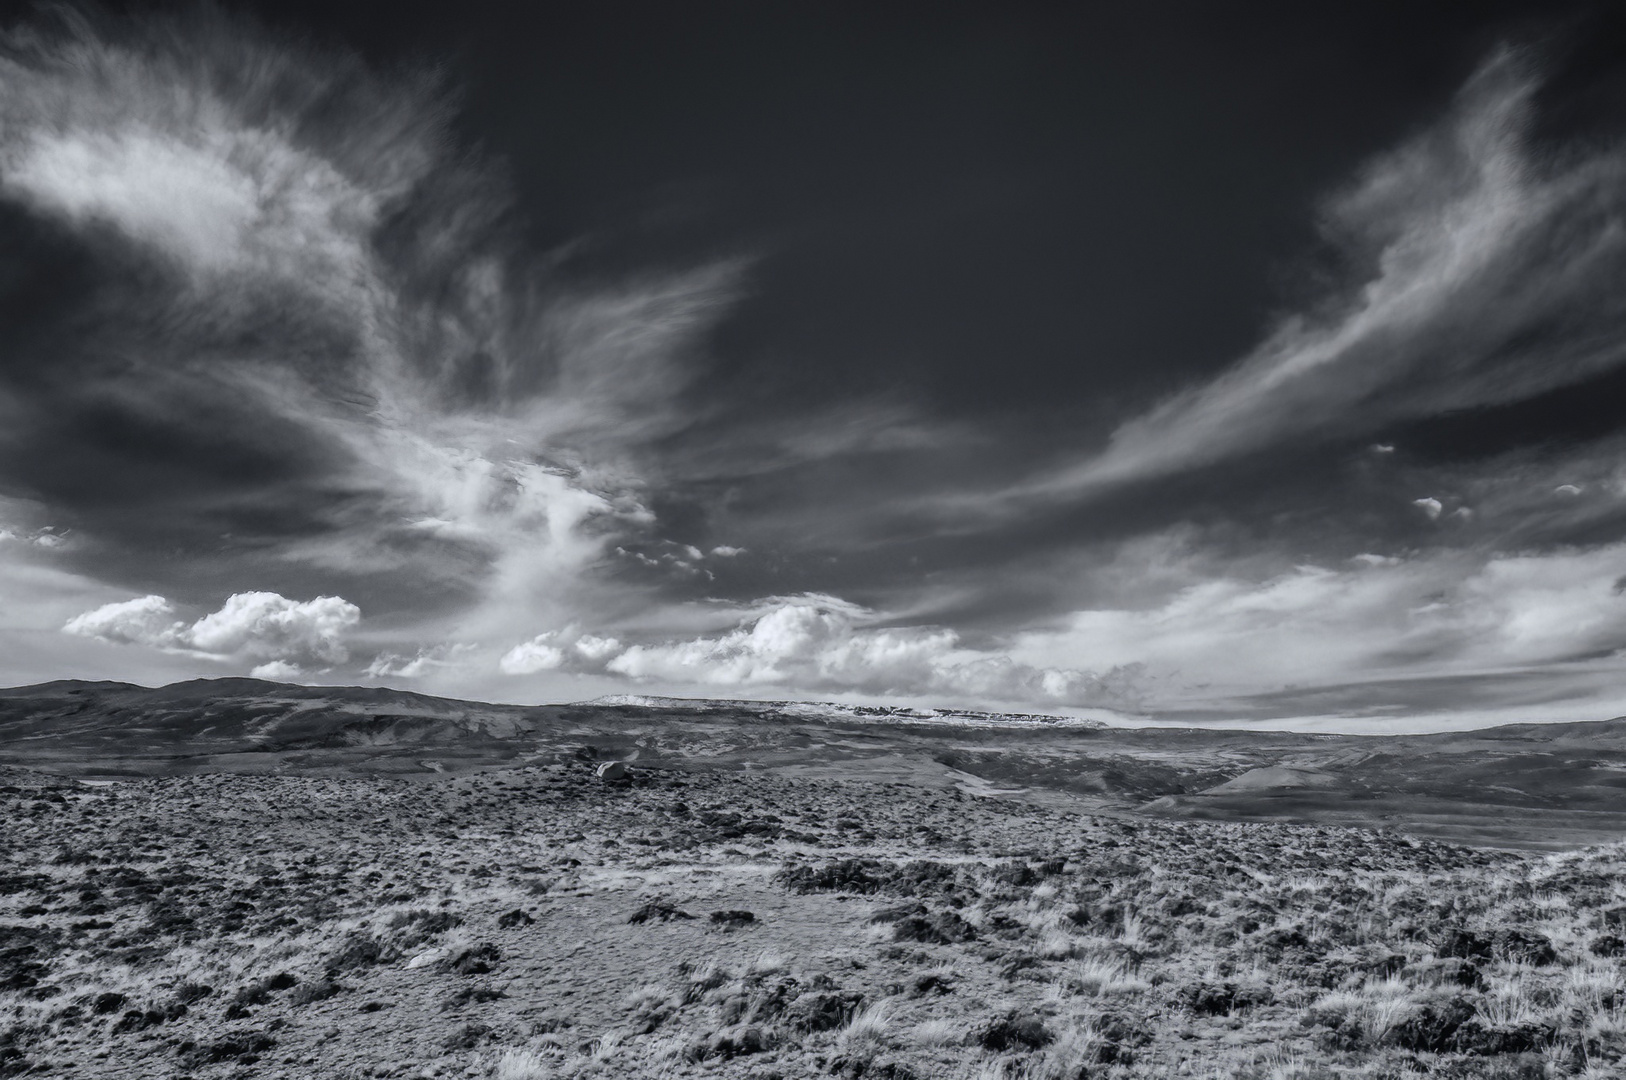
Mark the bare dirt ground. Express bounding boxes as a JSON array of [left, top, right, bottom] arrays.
[[3, 757, 1625, 1079]]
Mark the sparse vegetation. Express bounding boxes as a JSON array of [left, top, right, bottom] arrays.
[[0, 756, 1623, 1077]]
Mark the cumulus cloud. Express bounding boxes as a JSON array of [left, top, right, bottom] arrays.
[[61, 594, 179, 648], [506, 594, 1144, 709], [1032, 49, 1626, 498], [185, 592, 358, 663], [63, 590, 359, 670], [499, 635, 567, 675]]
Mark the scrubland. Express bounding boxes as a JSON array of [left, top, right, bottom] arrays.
[[1, 761, 1624, 1079]]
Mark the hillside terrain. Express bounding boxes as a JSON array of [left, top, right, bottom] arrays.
[[2, 679, 1625, 849], [1, 759, 1624, 1078], [1, 681, 1625, 1078]]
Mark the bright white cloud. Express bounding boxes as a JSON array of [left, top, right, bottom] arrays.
[[185, 592, 358, 663], [499, 635, 567, 675], [61, 594, 180, 648], [7, 130, 261, 271], [509, 594, 1142, 709], [573, 634, 623, 661], [249, 660, 304, 680], [63, 590, 359, 671]]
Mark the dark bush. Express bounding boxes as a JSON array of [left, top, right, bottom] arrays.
[[289, 979, 341, 1005], [1384, 996, 1475, 1053], [91, 992, 126, 1015], [775, 859, 886, 895], [783, 991, 865, 1033], [447, 943, 501, 976], [1453, 1020, 1555, 1055], [892, 911, 977, 945], [1591, 935, 1626, 957], [1180, 982, 1273, 1016], [1493, 929, 1557, 966], [441, 986, 507, 1012], [709, 910, 755, 928], [326, 933, 390, 971], [1437, 929, 1493, 961], [976, 1009, 1052, 1052], [628, 901, 693, 924], [111, 1009, 166, 1034], [173, 983, 213, 1005]]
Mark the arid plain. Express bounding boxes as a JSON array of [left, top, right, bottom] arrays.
[[2, 679, 1625, 1079]]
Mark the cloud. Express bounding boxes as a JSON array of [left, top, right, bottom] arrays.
[[249, 660, 304, 681], [1414, 496, 1444, 520], [1010, 542, 1626, 702], [185, 592, 358, 663], [0, 7, 740, 655], [1030, 49, 1626, 498], [7, 129, 262, 272], [63, 590, 359, 670], [511, 594, 1145, 709], [61, 594, 178, 648], [498, 635, 567, 675], [365, 642, 475, 680]]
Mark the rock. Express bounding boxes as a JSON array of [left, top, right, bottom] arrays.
[[406, 948, 446, 969], [496, 909, 534, 929], [594, 761, 631, 783]]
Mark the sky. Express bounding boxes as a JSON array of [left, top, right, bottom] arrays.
[[3, 1, 1626, 730]]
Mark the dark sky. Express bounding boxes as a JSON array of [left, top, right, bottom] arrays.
[[3, 0, 1626, 729]]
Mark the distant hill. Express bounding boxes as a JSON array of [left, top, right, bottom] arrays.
[[1, 678, 1624, 849]]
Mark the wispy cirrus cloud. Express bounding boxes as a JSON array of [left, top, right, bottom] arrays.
[[1010, 539, 1626, 706], [0, 6, 740, 655], [1029, 49, 1626, 499]]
